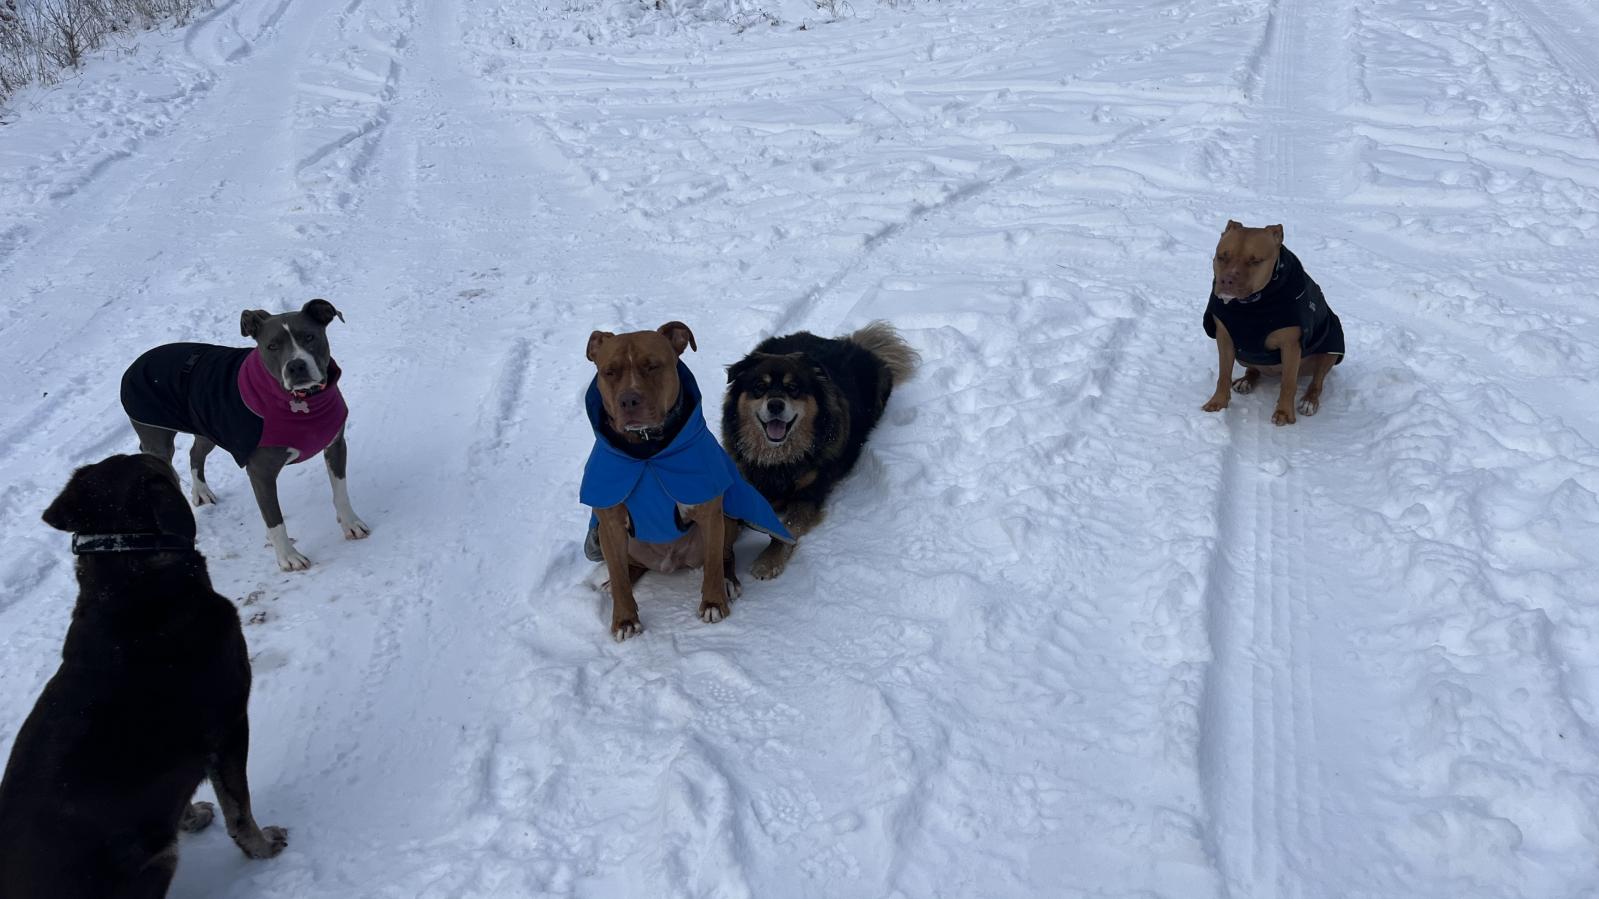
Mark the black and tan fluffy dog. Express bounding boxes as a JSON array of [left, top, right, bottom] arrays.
[[0, 454, 286, 899], [722, 322, 917, 579]]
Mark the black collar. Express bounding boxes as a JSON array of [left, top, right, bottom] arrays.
[[602, 388, 688, 458], [71, 533, 197, 555]]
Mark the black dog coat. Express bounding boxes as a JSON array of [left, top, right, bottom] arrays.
[[1203, 247, 1345, 367]]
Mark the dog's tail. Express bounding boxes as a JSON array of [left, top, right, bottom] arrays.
[[846, 320, 920, 387]]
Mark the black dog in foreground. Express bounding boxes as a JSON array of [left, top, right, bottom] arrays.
[[0, 454, 286, 898], [722, 322, 917, 579]]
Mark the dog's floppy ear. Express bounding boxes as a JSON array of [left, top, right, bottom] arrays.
[[302, 298, 344, 326], [240, 309, 272, 338], [143, 468, 197, 540], [1224, 219, 1243, 232], [726, 355, 759, 384], [657, 321, 697, 356], [586, 331, 615, 362], [41, 467, 96, 533], [1266, 224, 1284, 244]]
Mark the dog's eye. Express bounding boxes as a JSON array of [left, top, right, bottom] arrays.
[[644, 361, 661, 372], [1248, 258, 1262, 266], [299, 332, 317, 345], [603, 367, 619, 379], [267, 342, 281, 352], [785, 385, 800, 398]]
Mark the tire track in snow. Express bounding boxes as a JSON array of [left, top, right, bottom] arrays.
[[1201, 0, 1353, 894]]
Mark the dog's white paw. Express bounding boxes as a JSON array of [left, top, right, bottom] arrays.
[[751, 551, 788, 580], [191, 481, 218, 507], [1297, 396, 1320, 416], [277, 549, 312, 571], [699, 601, 730, 624], [339, 515, 371, 540], [725, 577, 743, 601], [1230, 376, 1256, 394], [236, 825, 288, 859], [612, 618, 643, 641]]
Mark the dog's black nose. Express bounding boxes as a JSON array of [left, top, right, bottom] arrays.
[[766, 398, 785, 415], [619, 390, 644, 411], [285, 358, 310, 380]]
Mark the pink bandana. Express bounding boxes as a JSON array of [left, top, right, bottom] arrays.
[[237, 351, 348, 464]]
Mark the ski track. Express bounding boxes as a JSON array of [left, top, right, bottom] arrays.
[[1, 0, 1599, 897]]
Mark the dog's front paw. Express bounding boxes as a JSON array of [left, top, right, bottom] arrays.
[[1231, 376, 1256, 394], [339, 515, 371, 540], [237, 825, 288, 859], [612, 615, 642, 641], [180, 801, 215, 833], [192, 482, 218, 507], [1296, 395, 1320, 416], [699, 599, 731, 624], [1272, 406, 1297, 426], [1201, 391, 1230, 412], [276, 548, 312, 571]]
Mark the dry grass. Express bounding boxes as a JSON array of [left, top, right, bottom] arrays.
[[1, 0, 211, 102]]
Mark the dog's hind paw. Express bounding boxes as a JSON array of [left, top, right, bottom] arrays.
[[180, 801, 215, 833], [725, 576, 743, 601], [192, 482, 218, 507], [237, 825, 288, 859], [1231, 376, 1257, 394], [1296, 395, 1321, 416]]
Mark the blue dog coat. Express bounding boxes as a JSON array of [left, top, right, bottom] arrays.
[[581, 363, 792, 552]]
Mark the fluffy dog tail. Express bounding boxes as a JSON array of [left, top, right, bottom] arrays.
[[847, 320, 920, 386]]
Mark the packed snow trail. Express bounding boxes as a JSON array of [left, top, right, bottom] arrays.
[[2, 0, 1599, 897]]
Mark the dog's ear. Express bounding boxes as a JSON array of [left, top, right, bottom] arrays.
[[40, 467, 95, 533], [144, 468, 197, 540], [240, 309, 272, 338], [302, 298, 344, 326], [726, 355, 759, 384], [657, 321, 697, 356], [1224, 219, 1243, 232], [1266, 224, 1284, 244], [586, 331, 614, 362]]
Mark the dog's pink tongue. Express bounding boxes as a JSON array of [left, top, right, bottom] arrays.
[[765, 420, 788, 441]]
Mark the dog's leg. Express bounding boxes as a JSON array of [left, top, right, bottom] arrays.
[[190, 437, 220, 507], [133, 421, 178, 466], [721, 515, 743, 601], [323, 430, 370, 540], [126, 844, 180, 898], [1265, 327, 1304, 426], [683, 497, 730, 623], [246, 449, 309, 571], [207, 716, 288, 860], [1203, 321, 1236, 412], [752, 500, 822, 580], [596, 506, 642, 640], [1297, 353, 1336, 416], [179, 800, 216, 833]]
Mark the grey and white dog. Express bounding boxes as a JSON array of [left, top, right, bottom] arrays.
[[120, 299, 369, 571]]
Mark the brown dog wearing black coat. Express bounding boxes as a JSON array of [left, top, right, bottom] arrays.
[[0, 454, 286, 898]]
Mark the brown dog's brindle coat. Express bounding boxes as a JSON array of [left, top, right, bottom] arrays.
[[585, 322, 740, 641], [1201, 220, 1336, 425]]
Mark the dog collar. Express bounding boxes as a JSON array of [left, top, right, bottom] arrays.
[[71, 533, 196, 555]]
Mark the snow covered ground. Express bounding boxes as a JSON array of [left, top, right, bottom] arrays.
[[2, 0, 1599, 895]]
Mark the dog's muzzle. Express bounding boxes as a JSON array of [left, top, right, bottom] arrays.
[[757, 399, 797, 444]]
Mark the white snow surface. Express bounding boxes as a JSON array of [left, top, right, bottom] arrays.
[[3, 0, 1599, 896]]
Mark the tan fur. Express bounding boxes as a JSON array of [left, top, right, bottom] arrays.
[[1211, 220, 1283, 299], [846, 320, 920, 386], [736, 393, 820, 466]]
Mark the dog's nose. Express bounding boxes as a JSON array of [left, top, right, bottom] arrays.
[[766, 399, 785, 416], [618, 389, 644, 412], [285, 358, 310, 380]]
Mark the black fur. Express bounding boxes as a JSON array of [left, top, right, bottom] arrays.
[[0, 454, 285, 898], [722, 331, 893, 514]]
